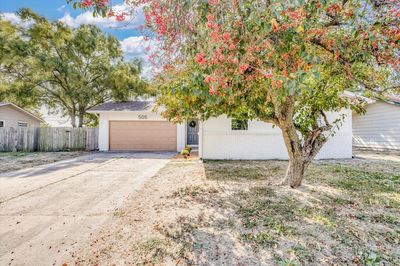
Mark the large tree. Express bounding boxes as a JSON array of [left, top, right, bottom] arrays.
[[0, 20, 42, 110], [0, 9, 148, 127], [73, 0, 398, 187]]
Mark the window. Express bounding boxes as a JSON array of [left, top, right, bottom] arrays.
[[18, 122, 28, 127], [0, 120, 4, 128], [231, 119, 248, 130]]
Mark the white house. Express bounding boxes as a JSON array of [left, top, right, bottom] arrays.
[[88, 101, 353, 159], [353, 96, 400, 150]]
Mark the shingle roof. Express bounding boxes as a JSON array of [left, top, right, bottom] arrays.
[[88, 101, 155, 112]]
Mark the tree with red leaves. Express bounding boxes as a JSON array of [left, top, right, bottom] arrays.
[[70, 0, 399, 187]]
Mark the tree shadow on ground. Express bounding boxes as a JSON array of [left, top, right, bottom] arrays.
[[150, 160, 400, 265]]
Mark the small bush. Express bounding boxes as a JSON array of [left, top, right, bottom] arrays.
[[181, 149, 189, 155], [185, 146, 192, 152], [181, 149, 190, 158]]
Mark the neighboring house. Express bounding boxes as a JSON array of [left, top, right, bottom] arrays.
[[0, 102, 43, 129], [39, 106, 71, 127], [88, 101, 352, 160], [353, 96, 400, 150]]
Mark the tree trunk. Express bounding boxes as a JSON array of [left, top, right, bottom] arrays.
[[78, 112, 84, 128], [272, 97, 329, 188], [70, 114, 77, 128], [278, 119, 310, 188], [279, 122, 325, 188], [281, 157, 308, 188]]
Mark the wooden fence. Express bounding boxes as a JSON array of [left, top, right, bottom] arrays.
[[0, 127, 98, 152]]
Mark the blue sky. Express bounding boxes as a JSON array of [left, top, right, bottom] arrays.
[[1, 0, 81, 21]]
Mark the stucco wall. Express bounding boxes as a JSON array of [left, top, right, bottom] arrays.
[[353, 101, 400, 150], [97, 111, 185, 152], [0, 105, 41, 129], [200, 109, 352, 160]]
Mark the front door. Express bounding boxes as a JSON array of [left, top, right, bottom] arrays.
[[186, 119, 199, 145]]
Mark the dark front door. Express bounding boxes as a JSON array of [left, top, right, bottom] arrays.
[[187, 119, 199, 145]]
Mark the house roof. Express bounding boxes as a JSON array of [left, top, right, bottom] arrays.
[[88, 101, 155, 112], [342, 91, 400, 106], [0, 102, 44, 122], [384, 96, 400, 106], [341, 91, 376, 104], [88, 94, 399, 113]]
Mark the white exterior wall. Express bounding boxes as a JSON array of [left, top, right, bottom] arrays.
[[176, 122, 186, 152], [200, 109, 352, 160], [97, 110, 185, 152], [353, 101, 400, 150], [315, 108, 353, 159]]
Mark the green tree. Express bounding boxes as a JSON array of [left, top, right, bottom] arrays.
[[0, 9, 148, 127], [75, 0, 398, 187], [0, 20, 41, 110]]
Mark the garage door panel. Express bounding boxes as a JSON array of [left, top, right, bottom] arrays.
[[109, 121, 177, 151]]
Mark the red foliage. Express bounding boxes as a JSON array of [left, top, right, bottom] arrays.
[[77, 0, 399, 91], [195, 53, 207, 65], [82, 0, 93, 8]]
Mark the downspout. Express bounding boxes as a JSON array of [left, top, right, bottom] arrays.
[[199, 120, 204, 160]]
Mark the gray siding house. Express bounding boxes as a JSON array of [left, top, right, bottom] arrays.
[[353, 97, 400, 150], [0, 102, 42, 129]]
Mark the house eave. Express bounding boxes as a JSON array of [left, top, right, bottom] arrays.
[[0, 102, 44, 123], [87, 109, 155, 114]]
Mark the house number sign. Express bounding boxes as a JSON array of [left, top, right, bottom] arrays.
[[138, 114, 148, 119]]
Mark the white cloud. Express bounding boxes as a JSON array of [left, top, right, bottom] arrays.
[[120, 36, 160, 79], [59, 4, 144, 29], [140, 64, 155, 80], [120, 36, 147, 58], [1, 12, 20, 24], [0, 12, 33, 28], [57, 5, 67, 13]]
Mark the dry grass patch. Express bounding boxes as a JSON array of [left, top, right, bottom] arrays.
[[0, 151, 88, 173], [73, 152, 400, 265]]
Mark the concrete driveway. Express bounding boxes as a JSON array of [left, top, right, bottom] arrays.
[[0, 152, 174, 266]]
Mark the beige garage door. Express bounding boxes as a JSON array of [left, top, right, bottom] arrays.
[[109, 121, 177, 151]]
